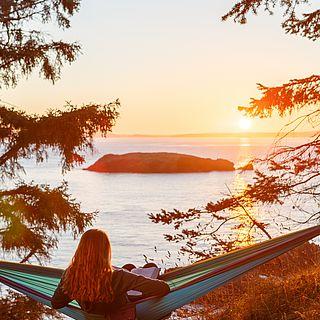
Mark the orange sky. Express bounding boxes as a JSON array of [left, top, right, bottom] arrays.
[[1, 1, 319, 135]]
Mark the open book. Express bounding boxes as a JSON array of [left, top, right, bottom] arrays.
[[127, 266, 160, 296]]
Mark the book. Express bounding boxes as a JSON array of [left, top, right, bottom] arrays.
[[127, 267, 160, 296]]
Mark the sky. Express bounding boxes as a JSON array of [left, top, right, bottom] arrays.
[[1, 1, 319, 135]]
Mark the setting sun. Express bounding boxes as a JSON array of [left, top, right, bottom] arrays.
[[239, 118, 252, 131]]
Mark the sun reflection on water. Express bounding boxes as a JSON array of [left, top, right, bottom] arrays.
[[231, 173, 257, 248]]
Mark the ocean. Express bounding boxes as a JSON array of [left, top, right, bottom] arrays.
[[2, 136, 311, 268]]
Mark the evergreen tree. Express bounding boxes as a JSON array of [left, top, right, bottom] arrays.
[[0, 1, 119, 318]]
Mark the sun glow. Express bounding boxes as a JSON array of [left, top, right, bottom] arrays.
[[238, 118, 252, 131]]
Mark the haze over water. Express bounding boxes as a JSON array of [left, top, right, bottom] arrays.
[[9, 136, 311, 268]]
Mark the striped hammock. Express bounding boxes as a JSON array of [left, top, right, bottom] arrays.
[[1, 226, 320, 320]]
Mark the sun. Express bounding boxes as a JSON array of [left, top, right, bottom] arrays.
[[238, 117, 252, 131]]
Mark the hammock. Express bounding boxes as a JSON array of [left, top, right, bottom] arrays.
[[1, 225, 320, 320]]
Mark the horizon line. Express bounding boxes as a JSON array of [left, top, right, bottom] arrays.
[[105, 131, 316, 138]]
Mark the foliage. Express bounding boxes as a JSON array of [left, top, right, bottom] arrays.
[[222, 0, 320, 41], [0, 101, 120, 178], [0, 1, 120, 318], [177, 242, 320, 319], [0, 0, 81, 87], [239, 75, 320, 117], [0, 289, 63, 320], [0, 0, 120, 264], [0, 100, 119, 264], [151, 0, 320, 259], [0, 182, 95, 263], [150, 182, 273, 259]]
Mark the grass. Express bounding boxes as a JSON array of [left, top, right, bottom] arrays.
[[175, 242, 320, 320]]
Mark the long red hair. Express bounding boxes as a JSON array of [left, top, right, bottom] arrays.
[[62, 229, 114, 303]]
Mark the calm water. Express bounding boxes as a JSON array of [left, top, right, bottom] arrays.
[[2, 136, 312, 268]]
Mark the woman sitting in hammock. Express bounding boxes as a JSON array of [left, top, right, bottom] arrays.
[[52, 229, 170, 316]]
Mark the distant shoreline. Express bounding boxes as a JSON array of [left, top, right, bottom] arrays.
[[104, 131, 316, 139]]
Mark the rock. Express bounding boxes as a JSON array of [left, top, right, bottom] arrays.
[[238, 162, 254, 170], [85, 152, 235, 173]]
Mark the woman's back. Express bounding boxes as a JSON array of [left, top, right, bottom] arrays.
[[52, 268, 170, 314], [51, 229, 170, 317]]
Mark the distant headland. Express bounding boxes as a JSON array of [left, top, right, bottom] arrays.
[[103, 131, 316, 139], [85, 152, 235, 173]]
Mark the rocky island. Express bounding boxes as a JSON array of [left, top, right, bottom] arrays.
[[85, 152, 235, 173]]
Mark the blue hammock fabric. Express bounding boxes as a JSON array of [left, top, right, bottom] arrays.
[[1, 226, 320, 320]]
